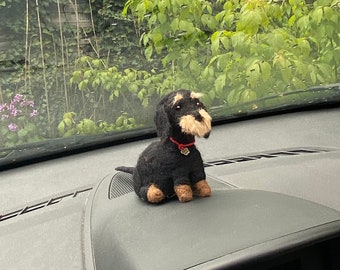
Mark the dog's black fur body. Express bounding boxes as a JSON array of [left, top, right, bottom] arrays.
[[134, 137, 206, 200], [117, 89, 212, 203]]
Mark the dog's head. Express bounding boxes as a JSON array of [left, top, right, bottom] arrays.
[[155, 89, 212, 139]]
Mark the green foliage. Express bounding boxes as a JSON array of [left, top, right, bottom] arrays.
[[57, 111, 140, 137], [1, 0, 143, 143], [1, 0, 339, 147], [122, 0, 339, 108], [70, 55, 167, 121]]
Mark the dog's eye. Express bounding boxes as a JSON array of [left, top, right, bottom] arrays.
[[176, 105, 181, 110], [196, 102, 202, 107]]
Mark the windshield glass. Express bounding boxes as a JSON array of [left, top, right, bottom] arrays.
[[0, 0, 339, 165]]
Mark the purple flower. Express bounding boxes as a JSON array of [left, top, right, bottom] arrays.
[[27, 100, 35, 107], [8, 123, 18, 132], [13, 94, 23, 103], [11, 108, 21, 117], [1, 95, 38, 138], [0, 103, 7, 112], [30, 110, 38, 117]]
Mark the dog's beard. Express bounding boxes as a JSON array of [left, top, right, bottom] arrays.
[[179, 109, 212, 137]]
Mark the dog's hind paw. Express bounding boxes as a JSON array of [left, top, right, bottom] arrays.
[[147, 184, 165, 203], [193, 180, 211, 197], [174, 185, 193, 203]]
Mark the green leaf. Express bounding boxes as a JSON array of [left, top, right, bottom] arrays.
[[294, 60, 308, 77], [246, 62, 261, 87], [57, 121, 66, 135], [231, 32, 248, 55], [211, 31, 220, 43], [92, 59, 102, 68], [158, 0, 169, 13], [291, 77, 307, 89], [201, 14, 217, 30], [129, 83, 139, 93], [211, 37, 220, 55], [72, 70, 82, 83], [79, 80, 88, 90], [317, 63, 333, 81], [64, 118, 73, 128], [312, 7, 323, 25], [310, 70, 317, 84], [179, 20, 195, 35], [158, 12, 167, 23], [63, 129, 77, 137], [128, 118, 136, 125], [26, 123, 36, 133], [280, 68, 292, 83], [142, 98, 149, 107], [241, 89, 257, 103], [144, 46, 153, 60], [170, 18, 179, 32], [227, 89, 241, 106], [220, 36, 230, 50], [63, 112, 76, 120], [297, 38, 311, 56], [296, 16, 310, 31], [92, 78, 100, 88], [216, 54, 229, 71], [259, 61, 271, 82], [214, 73, 226, 94], [189, 60, 200, 73], [78, 119, 97, 134], [237, 10, 262, 34], [18, 128, 28, 138], [114, 90, 120, 97], [7, 132, 18, 142], [288, 15, 296, 27]]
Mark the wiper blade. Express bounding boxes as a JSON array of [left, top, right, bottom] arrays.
[[211, 83, 340, 119]]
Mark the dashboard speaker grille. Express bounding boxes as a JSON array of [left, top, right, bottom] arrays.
[[109, 172, 134, 199]]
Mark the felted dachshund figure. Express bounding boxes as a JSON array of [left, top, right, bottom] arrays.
[[117, 89, 212, 203]]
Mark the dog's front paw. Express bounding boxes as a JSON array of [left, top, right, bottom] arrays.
[[174, 184, 193, 203], [147, 184, 165, 203], [193, 180, 211, 197]]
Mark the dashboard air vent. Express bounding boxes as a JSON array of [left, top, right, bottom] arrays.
[[109, 172, 134, 199], [0, 186, 93, 223], [204, 147, 335, 167]]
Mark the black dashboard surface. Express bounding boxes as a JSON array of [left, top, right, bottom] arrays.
[[87, 171, 340, 270], [1, 107, 340, 269]]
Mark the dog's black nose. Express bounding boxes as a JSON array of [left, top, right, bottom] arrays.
[[193, 111, 203, 121]]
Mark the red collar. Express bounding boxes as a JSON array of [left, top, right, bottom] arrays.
[[169, 137, 195, 150]]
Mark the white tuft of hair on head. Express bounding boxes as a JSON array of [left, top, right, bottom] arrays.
[[190, 92, 204, 99]]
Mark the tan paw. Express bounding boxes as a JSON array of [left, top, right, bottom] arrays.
[[147, 184, 165, 203], [174, 184, 193, 203], [193, 180, 211, 197]]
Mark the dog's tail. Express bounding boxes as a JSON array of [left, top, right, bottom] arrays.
[[115, 166, 134, 174]]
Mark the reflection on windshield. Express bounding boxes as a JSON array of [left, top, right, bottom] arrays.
[[0, 0, 339, 151]]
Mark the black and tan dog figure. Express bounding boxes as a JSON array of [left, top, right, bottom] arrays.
[[118, 89, 212, 203]]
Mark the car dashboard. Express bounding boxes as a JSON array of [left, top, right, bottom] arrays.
[[1, 106, 340, 269]]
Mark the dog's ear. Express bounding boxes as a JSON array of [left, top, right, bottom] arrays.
[[154, 103, 171, 139]]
